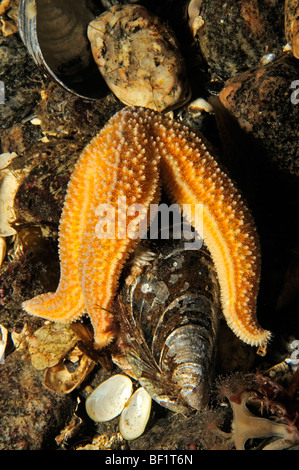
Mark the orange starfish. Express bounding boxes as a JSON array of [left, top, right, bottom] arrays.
[[22, 107, 271, 351]]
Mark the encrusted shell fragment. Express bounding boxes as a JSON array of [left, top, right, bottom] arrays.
[[0, 152, 28, 238], [43, 347, 95, 394], [28, 322, 78, 370], [75, 432, 125, 450], [0, 152, 18, 170], [85, 374, 133, 422], [0, 0, 19, 36], [87, 4, 190, 111], [119, 387, 152, 441]]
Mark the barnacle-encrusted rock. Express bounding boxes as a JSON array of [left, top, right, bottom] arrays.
[[88, 4, 190, 111], [189, 0, 285, 80], [13, 139, 81, 227]]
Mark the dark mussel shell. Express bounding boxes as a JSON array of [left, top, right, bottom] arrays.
[[117, 226, 220, 413], [18, 0, 107, 99]]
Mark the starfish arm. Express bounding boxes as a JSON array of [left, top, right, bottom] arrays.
[[22, 138, 100, 322], [78, 108, 161, 348], [152, 114, 271, 348]]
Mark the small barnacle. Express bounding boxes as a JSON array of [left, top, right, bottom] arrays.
[[188, 0, 204, 37]]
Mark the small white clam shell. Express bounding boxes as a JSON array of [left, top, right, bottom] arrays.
[[119, 387, 152, 440], [85, 374, 133, 422]]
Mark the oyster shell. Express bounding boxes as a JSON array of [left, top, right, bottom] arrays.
[[18, 0, 107, 99], [87, 4, 190, 111], [116, 231, 220, 413]]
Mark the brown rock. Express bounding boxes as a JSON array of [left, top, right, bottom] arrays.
[[0, 350, 74, 449], [191, 0, 285, 80]]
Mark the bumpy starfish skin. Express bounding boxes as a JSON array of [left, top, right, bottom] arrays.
[[155, 117, 270, 347], [77, 111, 160, 347], [23, 109, 160, 348], [22, 107, 271, 349], [22, 137, 99, 322]]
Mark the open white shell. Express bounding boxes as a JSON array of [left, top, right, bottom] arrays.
[[119, 387, 152, 440], [85, 374, 133, 422]]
